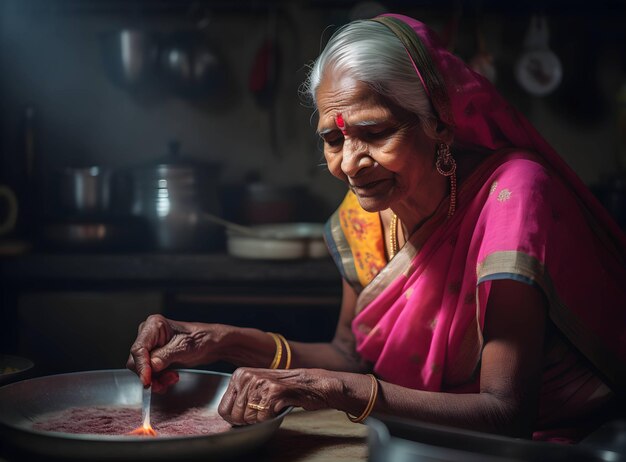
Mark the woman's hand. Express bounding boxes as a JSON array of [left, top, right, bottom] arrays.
[[218, 367, 340, 425], [126, 314, 224, 391]]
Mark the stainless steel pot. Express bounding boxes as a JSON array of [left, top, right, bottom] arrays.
[[51, 166, 131, 218], [130, 141, 222, 251], [0, 369, 291, 460], [56, 166, 112, 216]]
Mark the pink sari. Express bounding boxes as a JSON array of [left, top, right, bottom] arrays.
[[324, 14, 626, 442]]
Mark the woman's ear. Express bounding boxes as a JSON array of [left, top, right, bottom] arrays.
[[435, 121, 453, 146]]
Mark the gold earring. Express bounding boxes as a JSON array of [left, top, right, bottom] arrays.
[[436, 143, 457, 217]]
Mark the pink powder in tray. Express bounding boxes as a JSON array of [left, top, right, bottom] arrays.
[[32, 406, 232, 437]]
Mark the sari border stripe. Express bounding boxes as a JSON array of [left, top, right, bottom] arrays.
[[326, 211, 360, 291], [355, 247, 412, 315], [477, 250, 625, 390], [479, 272, 539, 288]]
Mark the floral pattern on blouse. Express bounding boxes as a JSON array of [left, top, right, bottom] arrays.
[[338, 192, 387, 287]]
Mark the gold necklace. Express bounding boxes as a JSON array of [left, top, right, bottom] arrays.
[[389, 213, 399, 259]]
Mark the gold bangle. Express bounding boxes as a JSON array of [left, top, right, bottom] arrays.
[[346, 374, 378, 424], [268, 332, 282, 369], [276, 333, 291, 370]]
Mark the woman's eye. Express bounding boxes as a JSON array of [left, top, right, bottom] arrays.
[[323, 134, 343, 148], [364, 127, 393, 141]]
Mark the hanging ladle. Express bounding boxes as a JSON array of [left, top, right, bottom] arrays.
[[201, 212, 261, 237], [202, 213, 314, 240]]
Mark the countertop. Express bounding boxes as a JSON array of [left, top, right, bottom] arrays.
[[260, 408, 369, 462]]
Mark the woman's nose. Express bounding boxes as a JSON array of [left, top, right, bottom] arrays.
[[341, 138, 373, 176]]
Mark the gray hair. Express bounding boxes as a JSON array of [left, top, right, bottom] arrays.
[[303, 20, 438, 137]]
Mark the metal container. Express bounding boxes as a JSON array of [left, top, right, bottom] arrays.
[[130, 142, 222, 251], [55, 166, 113, 216], [50, 166, 131, 219], [0, 369, 291, 460]]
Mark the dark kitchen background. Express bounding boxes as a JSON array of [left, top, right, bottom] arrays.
[[0, 0, 625, 379]]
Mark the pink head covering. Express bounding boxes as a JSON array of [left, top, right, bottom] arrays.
[[375, 13, 626, 257]]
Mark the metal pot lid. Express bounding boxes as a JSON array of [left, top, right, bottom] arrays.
[[144, 140, 219, 168], [161, 140, 218, 166], [133, 140, 220, 178]]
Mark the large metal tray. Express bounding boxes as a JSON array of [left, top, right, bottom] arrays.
[[0, 369, 290, 461]]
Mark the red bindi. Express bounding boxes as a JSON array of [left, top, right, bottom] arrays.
[[335, 113, 347, 134]]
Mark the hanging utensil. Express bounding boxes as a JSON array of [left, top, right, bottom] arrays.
[[100, 29, 159, 91], [515, 13, 562, 97], [249, 7, 281, 157], [159, 29, 228, 101]]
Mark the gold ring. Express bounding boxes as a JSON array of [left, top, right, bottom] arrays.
[[247, 402, 270, 411]]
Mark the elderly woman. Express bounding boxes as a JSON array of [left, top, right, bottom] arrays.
[[128, 14, 626, 443]]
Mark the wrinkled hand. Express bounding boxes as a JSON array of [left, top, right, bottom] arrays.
[[126, 314, 216, 391], [218, 367, 336, 426]]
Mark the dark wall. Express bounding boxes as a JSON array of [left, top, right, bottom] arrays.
[[1, 0, 624, 238]]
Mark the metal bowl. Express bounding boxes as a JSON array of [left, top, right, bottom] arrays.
[[0, 354, 34, 386], [367, 415, 625, 462], [0, 369, 291, 460]]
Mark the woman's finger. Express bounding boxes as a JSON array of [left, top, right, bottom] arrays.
[[125, 354, 136, 372], [218, 372, 241, 424], [128, 315, 171, 385], [232, 376, 253, 425], [129, 345, 152, 386], [220, 368, 258, 426], [151, 370, 180, 394]]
